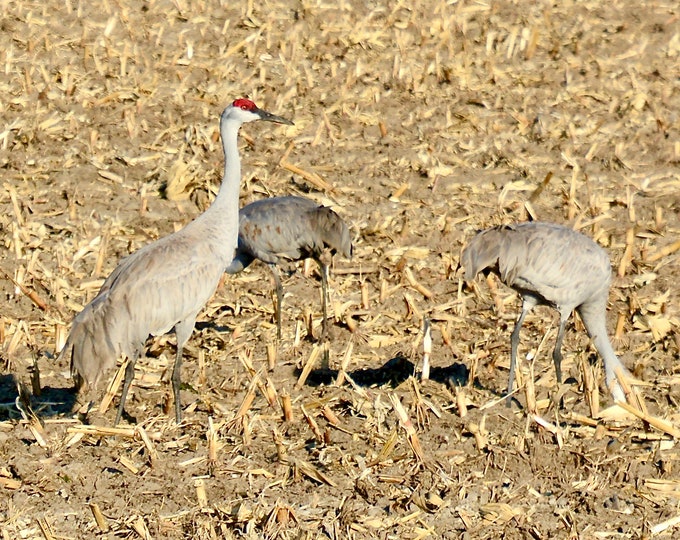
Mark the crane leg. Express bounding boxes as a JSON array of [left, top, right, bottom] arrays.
[[508, 308, 528, 405], [269, 264, 283, 341], [171, 319, 195, 424], [320, 262, 330, 340], [552, 318, 568, 384], [115, 353, 139, 426], [172, 345, 183, 423]]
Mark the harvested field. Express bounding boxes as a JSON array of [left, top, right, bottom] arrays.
[[1, 0, 680, 538]]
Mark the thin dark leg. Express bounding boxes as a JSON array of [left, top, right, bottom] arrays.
[[552, 317, 568, 384], [320, 262, 329, 340], [507, 308, 528, 405], [172, 345, 183, 423], [115, 354, 139, 426], [270, 264, 283, 341]]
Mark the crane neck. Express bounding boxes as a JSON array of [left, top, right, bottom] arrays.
[[579, 303, 628, 380], [191, 114, 244, 268], [213, 117, 243, 209]]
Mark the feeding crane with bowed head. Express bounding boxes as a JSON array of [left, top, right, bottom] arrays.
[[460, 221, 632, 405], [225, 195, 352, 340], [58, 99, 293, 424]]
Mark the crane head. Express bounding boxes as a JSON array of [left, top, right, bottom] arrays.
[[223, 99, 294, 125], [315, 206, 353, 260], [460, 227, 503, 282]]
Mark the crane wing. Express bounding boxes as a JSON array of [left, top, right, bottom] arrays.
[[85, 230, 225, 341], [498, 223, 611, 308], [237, 196, 321, 262]]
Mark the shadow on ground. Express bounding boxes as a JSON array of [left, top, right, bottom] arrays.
[[304, 355, 470, 389], [0, 372, 79, 421]]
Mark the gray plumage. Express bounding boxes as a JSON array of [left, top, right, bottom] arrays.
[[58, 99, 293, 424], [461, 221, 630, 404], [225, 196, 352, 339]]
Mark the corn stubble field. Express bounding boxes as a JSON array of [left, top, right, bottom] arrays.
[[1, 0, 679, 538]]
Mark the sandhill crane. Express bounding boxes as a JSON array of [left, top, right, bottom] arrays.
[[58, 99, 293, 424], [225, 196, 352, 340], [460, 221, 630, 404]]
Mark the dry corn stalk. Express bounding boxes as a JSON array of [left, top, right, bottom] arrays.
[[197, 349, 206, 387], [15, 383, 46, 448], [89, 503, 109, 533], [119, 456, 139, 475], [567, 166, 579, 221], [618, 227, 635, 277], [334, 339, 354, 386], [646, 239, 680, 263], [379, 278, 389, 303], [527, 171, 553, 204], [293, 458, 338, 486], [368, 428, 399, 467], [615, 401, 680, 438], [650, 515, 680, 536], [361, 281, 370, 309], [281, 390, 294, 422], [241, 355, 278, 410], [242, 412, 252, 446], [404, 267, 433, 299], [227, 373, 260, 431], [344, 312, 359, 334], [0, 269, 49, 311], [410, 377, 441, 429], [267, 342, 277, 371], [100, 360, 127, 414], [580, 356, 599, 418], [532, 414, 564, 448], [36, 518, 55, 540], [610, 364, 646, 414], [388, 393, 426, 463], [67, 424, 137, 438], [389, 182, 409, 200], [614, 312, 626, 341], [132, 515, 152, 540], [195, 478, 208, 509], [466, 418, 488, 452], [480, 502, 522, 525], [136, 425, 158, 463], [0, 476, 21, 490], [279, 142, 334, 192], [273, 428, 288, 463], [238, 349, 257, 377], [301, 405, 323, 442], [321, 405, 340, 427], [421, 317, 432, 381], [456, 387, 468, 418], [296, 344, 322, 388], [263, 377, 280, 410], [207, 416, 219, 468]]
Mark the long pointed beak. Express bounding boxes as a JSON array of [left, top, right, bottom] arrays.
[[454, 258, 473, 282], [255, 107, 294, 125]]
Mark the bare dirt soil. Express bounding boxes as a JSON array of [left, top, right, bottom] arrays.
[[1, 0, 679, 538]]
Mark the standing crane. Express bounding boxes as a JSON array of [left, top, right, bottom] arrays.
[[225, 196, 352, 340], [460, 221, 631, 405], [58, 99, 293, 424]]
